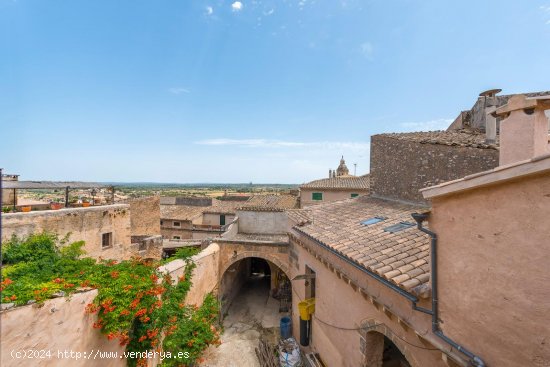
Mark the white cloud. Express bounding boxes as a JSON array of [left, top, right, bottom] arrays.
[[169, 87, 190, 94], [360, 42, 374, 60], [205, 6, 213, 15], [540, 5, 550, 12], [195, 138, 370, 152], [399, 118, 453, 132], [264, 8, 275, 16], [232, 1, 243, 11]]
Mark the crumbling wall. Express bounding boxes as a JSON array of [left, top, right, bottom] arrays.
[[1, 205, 132, 260], [123, 196, 161, 237], [370, 135, 498, 204]]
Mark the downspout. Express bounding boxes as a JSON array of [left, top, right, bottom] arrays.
[[411, 212, 486, 367]]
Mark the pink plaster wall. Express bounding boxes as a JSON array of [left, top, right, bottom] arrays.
[[429, 172, 550, 367], [300, 189, 366, 207], [289, 234, 451, 367]]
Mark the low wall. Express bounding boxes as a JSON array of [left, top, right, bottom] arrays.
[[1, 244, 221, 367], [158, 243, 220, 306], [0, 290, 125, 367]]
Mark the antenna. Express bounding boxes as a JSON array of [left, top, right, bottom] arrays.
[[354, 163, 357, 176]]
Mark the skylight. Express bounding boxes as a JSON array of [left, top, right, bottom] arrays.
[[383, 222, 415, 233], [360, 216, 386, 226]]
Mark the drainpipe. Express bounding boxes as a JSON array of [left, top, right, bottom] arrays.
[[411, 213, 486, 367]]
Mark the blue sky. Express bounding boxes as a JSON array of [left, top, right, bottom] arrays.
[[1, 0, 550, 183]]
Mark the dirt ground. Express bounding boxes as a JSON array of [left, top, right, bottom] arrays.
[[200, 276, 289, 367]]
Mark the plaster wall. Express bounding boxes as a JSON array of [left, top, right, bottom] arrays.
[[236, 210, 289, 234], [429, 172, 550, 367], [290, 234, 452, 367], [202, 213, 235, 226], [1, 204, 132, 260], [0, 290, 125, 367], [158, 243, 220, 307], [300, 189, 366, 207]]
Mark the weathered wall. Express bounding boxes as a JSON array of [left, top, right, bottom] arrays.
[[1, 175, 18, 206], [202, 213, 236, 226], [158, 243, 220, 307], [236, 210, 289, 234], [300, 189, 365, 207], [370, 135, 498, 204], [123, 196, 160, 236], [290, 232, 460, 367], [1, 205, 132, 260], [0, 290, 125, 367], [429, 172, 550, 367], [218, 259, 249, 314]]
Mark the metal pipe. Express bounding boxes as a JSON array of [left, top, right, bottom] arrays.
[[411, 212, 486, 367]]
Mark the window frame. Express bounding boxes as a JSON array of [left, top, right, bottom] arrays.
[[312, 192, 323, 201], [101, 232, 113, 249], [173, 221, 181, 227]]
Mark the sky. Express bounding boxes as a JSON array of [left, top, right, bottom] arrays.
[[1, 0, 550, 184]]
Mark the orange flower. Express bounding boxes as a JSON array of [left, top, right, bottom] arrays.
[[10, 294, 17, 301]]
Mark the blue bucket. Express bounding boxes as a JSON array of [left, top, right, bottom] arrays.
[[280, 316, 292, 339]]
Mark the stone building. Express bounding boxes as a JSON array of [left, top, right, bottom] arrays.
[[160, 197, 244, 240], [1, 173, 19, 207], [300, 157, 370, 207], [1, 196, 162, 260]]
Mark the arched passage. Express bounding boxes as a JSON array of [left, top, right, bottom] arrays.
[[360, 319, 417, 367], [219, 255, 292, 333]]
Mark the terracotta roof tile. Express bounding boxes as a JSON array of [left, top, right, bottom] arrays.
[[291, 195, 432, 291], [238, 194, 299, 211], [160, 205, 205, 221], [375, 129, 498, 149], [300, 175, 370, 190]]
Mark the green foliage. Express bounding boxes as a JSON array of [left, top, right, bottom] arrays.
[[1, 233, 221, 367]]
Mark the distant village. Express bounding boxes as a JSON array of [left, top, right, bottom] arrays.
[[2, 90, 550, 367]]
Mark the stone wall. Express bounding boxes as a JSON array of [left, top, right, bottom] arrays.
[[1, 204, 132, 260], [123, 196, 160, 237], [370, 135, 498, 204], [1, 174, 18, 206]]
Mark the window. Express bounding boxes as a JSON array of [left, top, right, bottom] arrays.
[[361, 216, 386, 226], [220, 214, 226, 226], [173, 221, 181, 227], [305, 266, 316, 299], [160, 220, 164, 225], [173, 236, 181, 240], [101, 232, 112, 248], [351, 193, 359, 198], [383, 222, 415, 233], [312, 192, 323, 201]]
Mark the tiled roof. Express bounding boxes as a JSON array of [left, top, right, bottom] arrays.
[[160, 205, 204, 221], [291, 196, 431, 291], [202, 199, 245, 214], [300, 175, 370, 190], [238, 194, 299, 211], [287, 209, 313, 226], [376, 129, 498, 149]]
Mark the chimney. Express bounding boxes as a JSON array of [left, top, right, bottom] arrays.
[[329, 169, 332, 178], [494, 94, 550, 166], [479, 89, 501, 144]]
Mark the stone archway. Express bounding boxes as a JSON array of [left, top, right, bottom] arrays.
[[220, 251, 290, 281], [359, 319, 418, 367]]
